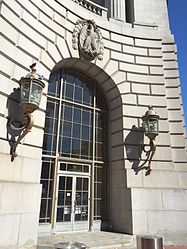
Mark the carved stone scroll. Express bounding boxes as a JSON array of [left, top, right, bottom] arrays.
[[72, 19, 104, 61]]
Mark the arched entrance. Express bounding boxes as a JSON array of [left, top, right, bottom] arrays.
[[39, 61, 111, 233]]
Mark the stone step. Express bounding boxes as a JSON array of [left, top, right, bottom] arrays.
[[37, 231, 135, 249], [38, 246, 135, 249]]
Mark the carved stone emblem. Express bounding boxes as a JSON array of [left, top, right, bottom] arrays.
[[72, 19, 104, 61]]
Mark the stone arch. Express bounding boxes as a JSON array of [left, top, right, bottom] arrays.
[[51, 58, 120, 103], [43, 57, 132, 233], [50, 58, 126, 164]]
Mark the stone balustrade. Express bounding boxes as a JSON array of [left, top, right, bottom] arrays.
[[72, 0, 107, 18]]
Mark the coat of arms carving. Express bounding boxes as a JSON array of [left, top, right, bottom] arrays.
[[72, 19, 104, 61]]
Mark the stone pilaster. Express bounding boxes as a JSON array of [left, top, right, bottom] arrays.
[[111, 0, 126, 21]]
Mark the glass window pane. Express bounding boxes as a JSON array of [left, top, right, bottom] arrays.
[[64, 207, 71, 221], [64, 105, 72, 121], [73, 124, 80, 139], [57, 208, 64, 222], [52, 135, 57, 153], [62, 138, 71, 154], [46, 101, 58, 118], [82, 126, 89, 140], [47, 199, 52, 219], [97, 200, 101, 216], [81, 206, 88, 221], [48, 74, 60, 97], [83, 86, 91, 105], [58, 191, 65, 205], [94, 183, 97, 197], [74, 86, 82, 103], [96, 143, 103, 159], [83, 166, 89, 173], [48, 75, 56, 96], [75, 213, 81, 221], [98, 143, 103, 158], [96, 128, 103, 142], [76, 178, 82, 191], [44, 118, 53, 134], [94, 199, 101, 217], [45, 118, 57, 136], [41, 162, 50, 179], [73, 108, 81, 123], [76, 192, 82, 205], [65, 74, 74, 84], [96, 167, 102, 182], [75, 76, 82, 87], [81, 141, 89, 156], [41, 180, 48, 198], [96, 113, 103, 128], [65, 83, 74, 100], [60, 163, 66, 171], [83, 192, 88, 205], [66, 177, 72, 190], [67, 164, 82, 172], [40, 199, 47, 219], [82, 111, 89, 125], [65, 192, 72, 205], [63, 122, 72, 137], [83, 178, 88, 190], [59, 176, 65, 190], [48, 180, 53, 198], [39, 218, 45, 223], [97, 183, 102, 198], [72, 139, 80, 155]]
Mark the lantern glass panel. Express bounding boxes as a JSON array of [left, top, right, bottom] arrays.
[[148, 119, 158, 133], [143, 121, 149, 133], [30, 81, 43, 106], [21, 81, 30, 103]]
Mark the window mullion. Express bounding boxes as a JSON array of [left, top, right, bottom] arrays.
[[89, 82, 96, 230], [50, 74, 64, 231]]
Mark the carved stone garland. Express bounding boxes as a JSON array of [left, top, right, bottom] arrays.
[[72, 19, 104, 61]]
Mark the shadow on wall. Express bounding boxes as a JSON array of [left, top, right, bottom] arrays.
[[124, 125, 152, 175], [6, 88, 25, 157]]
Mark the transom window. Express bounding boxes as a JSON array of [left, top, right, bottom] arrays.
[[40, 69, 107, 225]]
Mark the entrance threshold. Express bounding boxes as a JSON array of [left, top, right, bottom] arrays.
[[37, 231, 135, 249]]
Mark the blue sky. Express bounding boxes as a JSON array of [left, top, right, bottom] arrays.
[[168, 0, 187, 131]]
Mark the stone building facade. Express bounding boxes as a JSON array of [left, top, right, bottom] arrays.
[[0, 0, 187, 248]]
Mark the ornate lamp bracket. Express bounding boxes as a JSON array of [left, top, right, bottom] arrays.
[[8, 64, 45, 162], [135, 106, 160, 175], [9, 114, 34, 161]]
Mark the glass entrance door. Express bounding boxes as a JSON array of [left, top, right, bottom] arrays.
[[56, 174, 90, 232]]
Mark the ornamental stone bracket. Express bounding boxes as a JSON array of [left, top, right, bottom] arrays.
[[72, 19, 104, 61]]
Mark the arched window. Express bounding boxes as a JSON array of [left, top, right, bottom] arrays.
[[39, 68, 108, 232]]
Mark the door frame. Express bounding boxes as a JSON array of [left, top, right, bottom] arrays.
[[53, 161, 91, 233]]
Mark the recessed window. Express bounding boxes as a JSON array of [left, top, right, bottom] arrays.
[[40, 69, 107, 225], [125, 0, 135, 23], [91, 0, 105, 7]]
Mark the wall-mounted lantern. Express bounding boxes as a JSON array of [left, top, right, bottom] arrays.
[[142, 106, 160, 174], [8, 63, 45, 161]]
